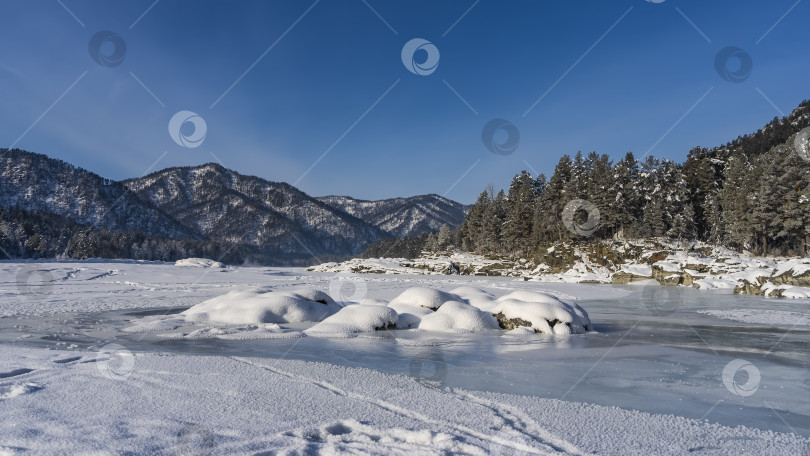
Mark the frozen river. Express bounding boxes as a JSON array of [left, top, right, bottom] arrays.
[[2, 261, 808, 442]]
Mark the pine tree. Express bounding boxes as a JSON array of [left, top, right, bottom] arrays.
[[610, 152, 641, 239], [503, 171, 536, 253]]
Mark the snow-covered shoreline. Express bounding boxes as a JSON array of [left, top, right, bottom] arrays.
[[311, 241, 810, 298]]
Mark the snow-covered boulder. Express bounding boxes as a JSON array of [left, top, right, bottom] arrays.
[[449, 286, 496, 308], [417, 301, 499, 333], [771, 259, 810, 287], [387, 287, 463, 329], [183, 288, 341, 325], [305, 305, 398, 337], [473, 290, 592, 335], [175, 258, 225, 268], [388, 287, 463, 310]]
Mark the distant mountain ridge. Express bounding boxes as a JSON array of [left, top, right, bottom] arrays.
[[0, 149, 194, 240], [316, 194, 468, 238], [0, 150, 468, 264], [123, 163, 390, 259]]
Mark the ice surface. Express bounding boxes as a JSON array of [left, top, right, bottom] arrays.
[[1, 260, 809, 454]]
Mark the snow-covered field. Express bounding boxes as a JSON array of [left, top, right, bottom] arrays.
[[2, 260, 809, 455]]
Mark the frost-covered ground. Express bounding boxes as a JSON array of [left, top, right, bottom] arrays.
[[1, 260, 810, 455]]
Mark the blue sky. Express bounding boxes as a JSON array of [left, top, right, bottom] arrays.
[[2, 0, 808, 204]]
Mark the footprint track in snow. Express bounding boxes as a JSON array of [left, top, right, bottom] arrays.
[[0, 368, 34, 379]]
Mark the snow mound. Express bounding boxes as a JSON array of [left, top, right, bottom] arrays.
[[388, 287, 463, 329], [388, 287, 462, 310], [305, 305, 398, 337], [449, 286, 496, 307], [183, 288, 341, 324], [175, 258, 225, 268], [475, 290, 592, 335], [418, 301, 499, 333]]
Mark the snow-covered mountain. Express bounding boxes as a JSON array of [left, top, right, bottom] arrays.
[[0, 149, 468, 263], [316, 194, 468, 238], [0, 149, 195, 239], [123, 163, 391, 259]]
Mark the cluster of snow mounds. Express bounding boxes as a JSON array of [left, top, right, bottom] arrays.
[[182, 288, 342, 324], [453, 288, 592, 335], [384, 286, 591, 335], [170, 285, 591, 337], [175, 258, 225, 268]]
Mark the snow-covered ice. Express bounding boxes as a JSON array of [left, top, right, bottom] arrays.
[[1, 260, 809, 454]]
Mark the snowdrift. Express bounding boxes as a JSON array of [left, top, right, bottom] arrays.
[[182, 288, 341, 324], [136, 286, 592, 338], [305, 305, 398, 337], [175, 258, 225, 268]]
